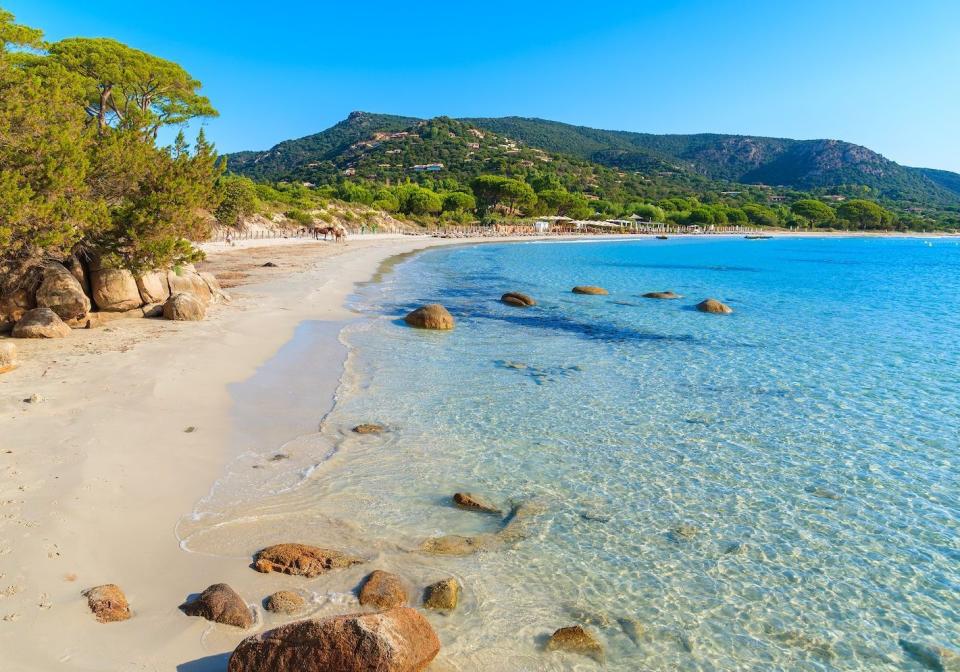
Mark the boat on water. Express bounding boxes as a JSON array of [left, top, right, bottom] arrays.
[[745, 234, 773, 239], [656, 235, 668, 240]]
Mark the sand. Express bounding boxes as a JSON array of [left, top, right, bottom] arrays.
[[0, 234, 478, 671]]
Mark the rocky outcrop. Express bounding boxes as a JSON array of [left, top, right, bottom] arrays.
[[163, 293, 206, 321], [643, 291, 682, 299], [82, 584, 131, 623], [200, 272, 230, 304], [0, 342, 18, 374], [253, 543, 363, 578], [352, 423, 386, 434], [136, 271, 170, 305], [453, 492, 501, 515], [546, 625, 605, 662], [90, 267, 142, 312], [572, 286, 608, 295], [0, 289, 36, 332], [423, 578, 460, 611], [358, 570, 408, 610], [422, 501, 543, 556], [695, 298, 733, 314], [227, 607, 440, 672], [12, 308, 72, 339], [35, 262, 90, 321], [501, 292, 536, 307], [168, 266, 212, 305], [264, 590, 306, 615], [180, 583, 252, 628], [404, 304, 454, 330]]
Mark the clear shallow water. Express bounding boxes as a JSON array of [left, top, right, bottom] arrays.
[[186, 237, 960, 670]]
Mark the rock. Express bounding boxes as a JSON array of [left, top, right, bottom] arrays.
[[168, 266, 212, 305], [618, 617, 645, 646], [420, 533, 497, 556], [452, 492, 502, 515], [227, 607, 440, 672], [404, 304, 454, 330], [82, 584, 131, 623], [501, 292, 536, 307], [23, 393, 44, 404], [0, 288, 36, 332], [262, 262, 278, 268], [180, 583, 252, 628], [163, 293, 206, 321], [136, 271, 170, 305], [899, 639, 960, 672], [90, 266, 143, 312], [35, 262, 90, 321], [572, 286, 608, 295], [671, 524, 699, 541], [695, 298, 733, 314], [200, 272, 230, 304], [264, 590, 305, 615], [352, 423, 386, 434], [643, 291, 682, 299], [0, 342, 17, 374], [12, 308, 72, 339], [545, 625, 604, 662], [253, 543, 363, 578], [423, 578, 460, 611], [358, 570, 408, 609], [64, 255, 91, 295]]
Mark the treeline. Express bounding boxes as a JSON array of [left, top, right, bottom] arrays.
[[0, 9, 219, 292]]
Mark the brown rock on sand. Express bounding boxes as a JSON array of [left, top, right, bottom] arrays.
[[12, 308, 72, 339], [0, 288, 35, 332], [180, 583, 252, 628], [163, 293, 206, 321], [90, 267, 143, 312], [404, 304, 455, 330], [358, 570, 408, 609], [35, 262, 90, 321], [0, 342, 17, 374], [643, 291, 682, 299], [253, 543, 363, 578], [546, 625, 605, 662], [572, 286, 608, 295], [453, 492, 502, 515], [423, 578, 460, 611], [82, 584, 131, 623], [136, 271, 170, 305], [227, 607, 440, 672], [501, 292, 536, 307], [264, 590, 305, 615], [695, 298, 733, 314]]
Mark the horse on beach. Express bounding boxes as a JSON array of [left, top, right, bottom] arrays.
[[313, 225, 346, 243]]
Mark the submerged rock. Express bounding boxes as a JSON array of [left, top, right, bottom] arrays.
[[12, 308, 72, 339], [618, 617, 645, 646], [695, 298, 733, 314], [264, 590, 305, 614], [643, 291, 682, 299], [545, 625, 605, 662], [358, 570, 408, 610], [227, 607, 440, 672], [421, 501, 544, 556], [899, 638, 960, 672], [352, 423, 386, 434], [453, 492, 502, 515], [0, 342, 18, 374], [501, 292, 536, 307], [253, 543, 363, 577], [404, 304, 455, 330], [163, 293, 205, 321], [180, 583, 252, 628], [423, 578, 460, 611], [571, 285, 608, 295], [806, 485, 843, 500], [671, 524, 700, 541], [83, 584, 131, 623]]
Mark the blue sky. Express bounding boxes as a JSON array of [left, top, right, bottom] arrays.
[[8, 0, 960, 171]]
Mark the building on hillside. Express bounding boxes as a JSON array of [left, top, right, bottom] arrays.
[[412, 163, 444, 172]]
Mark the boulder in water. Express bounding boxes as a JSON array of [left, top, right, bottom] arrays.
[[82, 584, 131, 623], [643, 291, 682, 299], [423, 578, 460, 611], [35, 262, 90, 321], [163, 293, 206, 321], [353, 423, 386, 434], [264, 590, 306, 614], [180, 583, 252, 628], [404, 304, 454, 330], [695, 298, 733, 314], [899, 639, 960, 672], [12, 308, 72, 339], [0, 342, 17, 374], [253, 543, 363, 577], [572, 286, 608, 295], [227, 607, 440, 672], [453, 492, 501, 515], [501, 292, 536, 307], [358, 570, 408, 609], [545, 625, 605, 662]]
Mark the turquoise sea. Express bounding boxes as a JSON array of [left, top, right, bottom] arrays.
[[189, 237, 960, 670]]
